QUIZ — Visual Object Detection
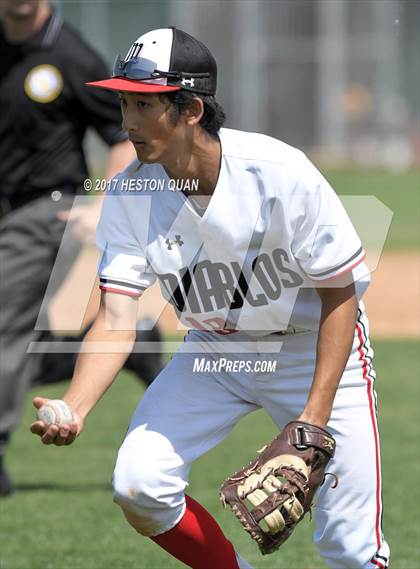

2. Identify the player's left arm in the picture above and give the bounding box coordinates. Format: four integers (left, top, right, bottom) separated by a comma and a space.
220, 280, 352, 551
298, 282, 358, 428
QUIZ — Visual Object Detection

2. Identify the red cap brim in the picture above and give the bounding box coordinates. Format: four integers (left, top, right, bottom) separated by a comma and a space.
86, 78, 182, 93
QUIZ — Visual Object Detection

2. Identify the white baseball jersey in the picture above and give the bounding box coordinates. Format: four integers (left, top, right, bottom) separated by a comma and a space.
96, 128, 368, 335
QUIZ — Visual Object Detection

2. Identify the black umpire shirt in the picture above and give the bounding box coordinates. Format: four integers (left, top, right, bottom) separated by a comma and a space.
0, 10, 126, 209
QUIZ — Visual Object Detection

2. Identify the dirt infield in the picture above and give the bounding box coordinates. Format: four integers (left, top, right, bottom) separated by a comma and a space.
363, 251, 419, 338
50, 250, 419, 338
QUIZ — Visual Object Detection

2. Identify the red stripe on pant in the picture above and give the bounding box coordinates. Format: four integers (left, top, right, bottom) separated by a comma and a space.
356, 323, 382, 550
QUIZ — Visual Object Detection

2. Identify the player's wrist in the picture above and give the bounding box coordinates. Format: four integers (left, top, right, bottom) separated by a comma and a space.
296, 409, 330, 429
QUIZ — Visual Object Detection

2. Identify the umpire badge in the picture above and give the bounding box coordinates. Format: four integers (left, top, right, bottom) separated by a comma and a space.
24, 64, 63, 103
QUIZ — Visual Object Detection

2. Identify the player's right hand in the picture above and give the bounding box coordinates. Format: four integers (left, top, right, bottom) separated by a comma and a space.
30, 397, 84, 446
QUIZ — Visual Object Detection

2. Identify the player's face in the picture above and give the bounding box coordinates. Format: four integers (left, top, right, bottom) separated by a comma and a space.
119, 92, 187, 166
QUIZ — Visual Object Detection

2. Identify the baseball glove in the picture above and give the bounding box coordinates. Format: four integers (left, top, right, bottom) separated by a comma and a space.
219, 421, 336, 555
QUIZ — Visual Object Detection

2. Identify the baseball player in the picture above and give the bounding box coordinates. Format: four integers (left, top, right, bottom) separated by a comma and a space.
30, 27, 390, 569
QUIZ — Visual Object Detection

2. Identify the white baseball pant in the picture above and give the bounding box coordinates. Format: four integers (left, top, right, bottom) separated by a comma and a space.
113, 312, 390, 569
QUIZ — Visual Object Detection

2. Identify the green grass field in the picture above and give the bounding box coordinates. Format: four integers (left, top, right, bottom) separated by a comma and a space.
1, 339, 419, 569
326, 169, 419, 250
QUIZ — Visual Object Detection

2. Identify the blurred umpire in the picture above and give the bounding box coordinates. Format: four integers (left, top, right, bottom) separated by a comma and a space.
0, 0, 163, 496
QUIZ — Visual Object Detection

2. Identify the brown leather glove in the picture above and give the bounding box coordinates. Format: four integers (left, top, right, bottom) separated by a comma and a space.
219, 421, 336, 555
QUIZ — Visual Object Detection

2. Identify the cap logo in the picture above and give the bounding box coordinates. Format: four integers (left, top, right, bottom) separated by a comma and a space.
181, 77, 195, 87
125, 42, 144, 61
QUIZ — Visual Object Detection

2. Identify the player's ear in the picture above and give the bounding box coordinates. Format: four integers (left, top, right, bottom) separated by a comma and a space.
183, 97, 204, 126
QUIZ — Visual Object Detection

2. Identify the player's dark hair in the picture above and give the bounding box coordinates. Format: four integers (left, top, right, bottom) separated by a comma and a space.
159, 91, 226, 137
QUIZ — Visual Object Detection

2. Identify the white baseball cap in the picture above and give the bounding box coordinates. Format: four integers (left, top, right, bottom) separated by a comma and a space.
87, 27, 217, 95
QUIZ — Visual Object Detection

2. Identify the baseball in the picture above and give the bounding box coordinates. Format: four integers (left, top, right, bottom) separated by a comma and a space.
37, 400, 74, 426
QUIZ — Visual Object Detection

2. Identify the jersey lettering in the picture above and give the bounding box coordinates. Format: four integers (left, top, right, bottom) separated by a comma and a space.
156, 248, 302, 315
251, 253, 282, 300
230, 262, 268, 308
272, 249, 304, 288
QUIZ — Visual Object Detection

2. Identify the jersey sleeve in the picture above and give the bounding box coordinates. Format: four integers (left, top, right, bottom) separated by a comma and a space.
66, 40, 127, 146
291, 160, 365, 282
96, 192, 156, 297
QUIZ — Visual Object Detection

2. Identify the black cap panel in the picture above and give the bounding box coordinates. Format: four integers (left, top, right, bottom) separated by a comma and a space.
167, 27, 217, 95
